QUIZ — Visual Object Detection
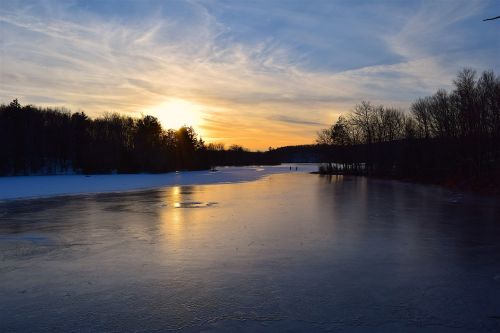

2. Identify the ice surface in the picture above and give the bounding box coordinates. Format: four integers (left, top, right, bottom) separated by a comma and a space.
0, 164, 317, 200
1, 173, 500, 332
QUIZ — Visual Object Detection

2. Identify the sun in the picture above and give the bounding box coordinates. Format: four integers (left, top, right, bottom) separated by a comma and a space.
144, 98, 203, 132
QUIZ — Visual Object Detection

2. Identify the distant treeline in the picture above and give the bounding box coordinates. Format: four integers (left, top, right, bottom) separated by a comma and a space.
0, 101, 282, 175
316, 68, 500, 190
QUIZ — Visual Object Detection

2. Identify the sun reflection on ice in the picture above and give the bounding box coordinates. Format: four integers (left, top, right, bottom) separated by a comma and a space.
159, 186, 184, 248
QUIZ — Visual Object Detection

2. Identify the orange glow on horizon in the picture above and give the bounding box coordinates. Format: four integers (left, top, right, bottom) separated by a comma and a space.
140, 98, 321, 150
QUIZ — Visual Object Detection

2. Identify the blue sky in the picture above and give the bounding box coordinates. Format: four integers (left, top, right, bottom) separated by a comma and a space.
0, 0, 498, 149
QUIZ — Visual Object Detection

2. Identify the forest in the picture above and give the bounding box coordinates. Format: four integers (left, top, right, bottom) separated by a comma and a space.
0, 101, 279, 175
316, 68, 500, 191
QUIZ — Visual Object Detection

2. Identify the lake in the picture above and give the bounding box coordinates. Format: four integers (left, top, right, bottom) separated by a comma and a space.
1, 172, 500, 332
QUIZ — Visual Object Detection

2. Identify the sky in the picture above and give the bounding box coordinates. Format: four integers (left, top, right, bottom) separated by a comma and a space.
0, 0, 498, 150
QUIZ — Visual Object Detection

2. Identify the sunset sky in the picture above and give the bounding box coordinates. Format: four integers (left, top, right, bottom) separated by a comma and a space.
0, 0, 498, 150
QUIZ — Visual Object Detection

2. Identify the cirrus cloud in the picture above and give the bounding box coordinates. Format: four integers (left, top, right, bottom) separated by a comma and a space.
0, 0, 498, 149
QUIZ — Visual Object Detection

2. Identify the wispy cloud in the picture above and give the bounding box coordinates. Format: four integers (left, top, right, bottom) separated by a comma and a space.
269, 115, 327, 127
0, 0, 497, 149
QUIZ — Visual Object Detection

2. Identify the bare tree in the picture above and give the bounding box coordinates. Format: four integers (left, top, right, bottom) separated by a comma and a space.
411, 97, 433, 139
483, 16, 500, 21
351, 101, 376, 144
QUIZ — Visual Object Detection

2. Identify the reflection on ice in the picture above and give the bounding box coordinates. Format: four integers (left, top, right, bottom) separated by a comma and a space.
1, 173, 500, 332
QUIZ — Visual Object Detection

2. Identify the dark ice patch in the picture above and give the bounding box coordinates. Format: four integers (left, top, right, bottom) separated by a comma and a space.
174, 202, 217, 208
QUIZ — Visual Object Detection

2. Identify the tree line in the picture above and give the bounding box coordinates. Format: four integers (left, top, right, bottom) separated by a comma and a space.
316, 68, 500, 189
2, 67, 498, 190
0, 101, 279, 175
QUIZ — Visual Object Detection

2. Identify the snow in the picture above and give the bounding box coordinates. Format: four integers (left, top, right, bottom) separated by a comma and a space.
0, 164, 318, 200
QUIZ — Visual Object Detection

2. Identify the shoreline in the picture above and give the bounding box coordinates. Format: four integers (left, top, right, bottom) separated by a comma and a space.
312, 171, 500, 196
0, 164, 318, 201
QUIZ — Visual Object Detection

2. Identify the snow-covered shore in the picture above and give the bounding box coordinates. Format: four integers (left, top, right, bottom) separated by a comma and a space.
0, 164, 318, 200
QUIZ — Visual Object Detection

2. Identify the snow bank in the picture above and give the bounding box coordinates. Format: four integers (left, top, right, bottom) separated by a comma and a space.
0, 164, 318, 200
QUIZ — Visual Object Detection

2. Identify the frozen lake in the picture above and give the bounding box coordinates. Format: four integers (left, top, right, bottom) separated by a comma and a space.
1, 172, 500, 332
